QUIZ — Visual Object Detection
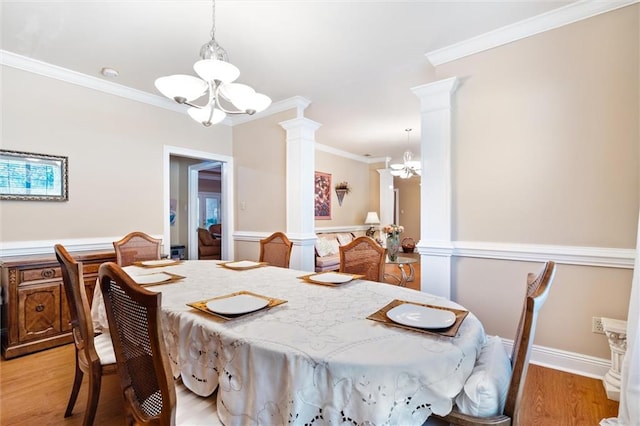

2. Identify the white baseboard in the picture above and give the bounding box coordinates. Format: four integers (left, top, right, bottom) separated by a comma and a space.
502, 338, 610, 379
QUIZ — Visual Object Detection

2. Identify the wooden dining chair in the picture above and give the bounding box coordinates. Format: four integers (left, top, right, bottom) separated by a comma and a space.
98, 262, 219, 425
113, 231, 162, 267
339, 236, 386, 282
432, 260, 556, 426
259, 231, 293, 268
54, 244, 117, 426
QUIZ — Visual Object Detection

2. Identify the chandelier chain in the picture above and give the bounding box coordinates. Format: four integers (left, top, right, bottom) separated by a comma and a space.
210, 0, 217, 40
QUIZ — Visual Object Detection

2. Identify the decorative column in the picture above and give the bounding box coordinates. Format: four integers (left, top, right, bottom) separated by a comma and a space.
602, 317, 628, 401
378, 168, 394, 229
279, 117, 321, 271
411, 77, 459, 298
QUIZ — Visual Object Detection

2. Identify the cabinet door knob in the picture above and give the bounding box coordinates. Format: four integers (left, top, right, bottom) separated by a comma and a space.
35, 304, 45, 312
41, 269, 55, 279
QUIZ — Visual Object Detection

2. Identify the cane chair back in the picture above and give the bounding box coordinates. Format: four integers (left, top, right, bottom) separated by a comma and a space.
339, 236, 386, 282
113, 231, 162, 267
259, 232, 293, 268
55, 244, 117, 426
98, 262, 219, 425
432, 261, 556, 426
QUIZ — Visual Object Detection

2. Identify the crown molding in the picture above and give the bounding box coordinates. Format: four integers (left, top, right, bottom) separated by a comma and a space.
425, 0, 639, 66
315, 143, 387, 164
230, 96, 312, 125
1, 49, 189, 114
0, 49, 309, 128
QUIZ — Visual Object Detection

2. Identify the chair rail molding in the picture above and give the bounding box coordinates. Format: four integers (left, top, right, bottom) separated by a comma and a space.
417, 240, 635, 269
0, 236, 162, 257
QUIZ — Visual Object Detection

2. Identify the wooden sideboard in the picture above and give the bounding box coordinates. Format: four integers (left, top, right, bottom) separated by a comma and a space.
1, 250, 115, 359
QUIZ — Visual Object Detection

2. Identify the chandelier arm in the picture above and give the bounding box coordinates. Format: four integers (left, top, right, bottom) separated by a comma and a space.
213, 86, 256, 115
175, 98, 209, 109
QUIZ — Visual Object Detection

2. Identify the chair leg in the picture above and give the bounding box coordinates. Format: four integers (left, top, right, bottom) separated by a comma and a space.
82, 368, 103, 426
65, 352, 84, 417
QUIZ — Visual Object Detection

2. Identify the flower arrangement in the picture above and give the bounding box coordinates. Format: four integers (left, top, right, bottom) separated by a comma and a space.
383, 224, 404, 237
334, 181, 351, 194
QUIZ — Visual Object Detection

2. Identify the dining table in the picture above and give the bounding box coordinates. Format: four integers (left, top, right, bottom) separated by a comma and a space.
91, 260, 486, 426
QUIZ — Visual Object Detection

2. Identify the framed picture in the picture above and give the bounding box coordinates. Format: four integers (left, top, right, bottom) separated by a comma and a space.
0, 150, 69, 201
314, 171, 332, 219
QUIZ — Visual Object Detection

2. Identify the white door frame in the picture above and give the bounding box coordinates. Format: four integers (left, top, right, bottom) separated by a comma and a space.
163, 145, 234, 261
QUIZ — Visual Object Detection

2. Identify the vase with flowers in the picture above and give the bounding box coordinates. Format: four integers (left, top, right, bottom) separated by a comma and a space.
383, 224, 404, 261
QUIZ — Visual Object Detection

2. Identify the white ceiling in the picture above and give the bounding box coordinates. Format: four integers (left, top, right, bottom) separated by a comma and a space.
2, 1, 577, 161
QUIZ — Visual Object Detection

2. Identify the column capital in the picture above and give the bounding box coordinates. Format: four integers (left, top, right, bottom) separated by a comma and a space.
279, 117, 322, 140
411, 77, 459, 112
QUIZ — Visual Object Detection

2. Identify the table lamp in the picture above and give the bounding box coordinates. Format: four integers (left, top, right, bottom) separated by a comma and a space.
364, 211, 380, 238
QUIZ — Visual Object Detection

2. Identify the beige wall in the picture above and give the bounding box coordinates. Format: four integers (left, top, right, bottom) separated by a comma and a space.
233, 110, 295, 233
233, 118, 374, 260
1, 66, 232, 243
232, 110, 295, 260
435, 5, 639, 358
315, 150, 372, 228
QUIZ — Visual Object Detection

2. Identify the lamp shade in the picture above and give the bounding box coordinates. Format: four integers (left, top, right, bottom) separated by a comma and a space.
248, 93, 272, 113
194, 59, 240, 83
187, 105, 226, 125
364, 211, 380, 225
154, 75, 207, 102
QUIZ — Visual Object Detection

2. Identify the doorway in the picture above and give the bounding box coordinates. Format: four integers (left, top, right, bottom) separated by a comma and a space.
163, 146, 234, 261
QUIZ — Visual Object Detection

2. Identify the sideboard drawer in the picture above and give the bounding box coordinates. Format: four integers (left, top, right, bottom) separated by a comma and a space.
20, 267, 62, 284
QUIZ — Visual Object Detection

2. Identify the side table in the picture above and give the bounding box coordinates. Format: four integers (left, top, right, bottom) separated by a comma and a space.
384, 256, 418, 287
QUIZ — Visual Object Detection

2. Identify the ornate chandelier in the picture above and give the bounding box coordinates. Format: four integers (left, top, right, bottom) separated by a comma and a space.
390, 128, 421, 179
154, 0, 271, 127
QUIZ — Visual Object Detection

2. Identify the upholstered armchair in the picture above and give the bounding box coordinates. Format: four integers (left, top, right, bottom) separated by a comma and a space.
197, 227, 221, 260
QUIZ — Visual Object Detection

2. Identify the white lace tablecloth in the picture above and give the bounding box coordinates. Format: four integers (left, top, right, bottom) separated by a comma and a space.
91, 260, 486, 426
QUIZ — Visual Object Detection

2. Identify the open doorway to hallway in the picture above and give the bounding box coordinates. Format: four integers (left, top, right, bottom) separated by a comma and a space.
164, 146, 234, 263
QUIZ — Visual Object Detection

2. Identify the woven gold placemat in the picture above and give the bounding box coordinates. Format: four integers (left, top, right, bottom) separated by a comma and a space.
367, 299, 468, 337
133, 259, 183, 268
218, 261, 269, 271
135, 272, 185, 287
297, 272, 365, 286
187, 290, 287, 321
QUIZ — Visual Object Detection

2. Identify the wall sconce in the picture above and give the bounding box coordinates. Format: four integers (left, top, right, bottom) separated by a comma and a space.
364, 211, 380, 238
335, 181, 351, 206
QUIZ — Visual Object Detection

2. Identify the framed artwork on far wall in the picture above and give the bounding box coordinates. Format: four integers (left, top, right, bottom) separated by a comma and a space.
0, 149, 69, 201
314, 171, 331, 219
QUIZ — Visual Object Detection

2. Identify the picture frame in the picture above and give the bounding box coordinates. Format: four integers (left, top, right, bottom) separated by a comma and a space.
314, 171, 332, 219
0, 149, 69, 201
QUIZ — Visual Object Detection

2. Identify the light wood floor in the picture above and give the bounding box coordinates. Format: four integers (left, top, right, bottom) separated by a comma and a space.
1, 342, 618, 425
